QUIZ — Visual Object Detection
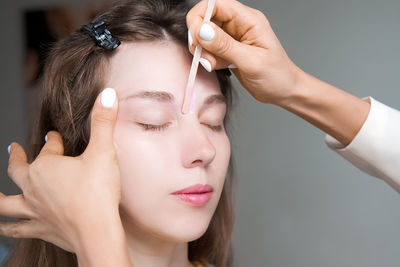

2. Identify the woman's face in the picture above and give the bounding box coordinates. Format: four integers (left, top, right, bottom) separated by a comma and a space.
106, 41, 231, 242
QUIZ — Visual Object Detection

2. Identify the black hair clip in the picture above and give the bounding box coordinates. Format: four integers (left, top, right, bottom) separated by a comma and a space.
223, 68, 232, 77
219, 68, 232, 77
81, 21, 120, 51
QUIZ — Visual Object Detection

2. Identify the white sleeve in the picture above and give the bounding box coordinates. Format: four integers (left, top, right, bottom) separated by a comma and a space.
324, 97, 400, 193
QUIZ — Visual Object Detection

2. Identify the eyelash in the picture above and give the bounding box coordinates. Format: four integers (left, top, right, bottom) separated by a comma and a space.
138, 123, 223, 132
139, 123, 171, 131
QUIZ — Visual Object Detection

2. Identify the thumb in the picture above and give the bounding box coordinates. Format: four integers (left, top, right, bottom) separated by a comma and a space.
189, 21, 248, 69
86, 88, 119, 155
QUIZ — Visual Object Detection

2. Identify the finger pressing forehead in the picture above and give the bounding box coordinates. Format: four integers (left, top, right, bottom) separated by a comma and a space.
85, 88, 119, 156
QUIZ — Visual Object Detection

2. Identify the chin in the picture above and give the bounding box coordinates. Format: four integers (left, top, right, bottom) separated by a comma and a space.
169, 228, 209, 243
120, 199, 217, 243
165, 215, 213, 243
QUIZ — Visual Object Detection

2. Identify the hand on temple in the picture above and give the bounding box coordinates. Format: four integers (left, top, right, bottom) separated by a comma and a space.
1, 88, 132, 266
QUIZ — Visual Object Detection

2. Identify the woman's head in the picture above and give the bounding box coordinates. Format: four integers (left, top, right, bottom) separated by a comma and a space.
112, 41, 231, 244
5, 0, 235, 266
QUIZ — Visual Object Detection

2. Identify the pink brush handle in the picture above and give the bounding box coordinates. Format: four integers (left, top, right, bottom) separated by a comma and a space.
181, 0, 217, 114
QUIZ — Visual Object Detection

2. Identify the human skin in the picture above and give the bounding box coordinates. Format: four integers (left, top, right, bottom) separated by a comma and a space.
186, 0, 370, 147
0, 0, 377, 265
2, 41, 230, 267
4, 98, 132, 267
106, 41, 231, 267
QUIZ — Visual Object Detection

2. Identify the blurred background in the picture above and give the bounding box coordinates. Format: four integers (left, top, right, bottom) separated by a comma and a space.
0, 0, 399, 266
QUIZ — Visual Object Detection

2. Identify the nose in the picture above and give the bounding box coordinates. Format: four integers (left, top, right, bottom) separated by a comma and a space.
181, 124, 216, 168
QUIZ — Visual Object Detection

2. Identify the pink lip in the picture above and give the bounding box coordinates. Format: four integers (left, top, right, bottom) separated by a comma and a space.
172, 184, 213, 194
172, 184, 213, 206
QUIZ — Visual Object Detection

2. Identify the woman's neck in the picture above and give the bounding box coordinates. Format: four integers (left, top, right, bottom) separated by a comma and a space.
122, 219, 194, 267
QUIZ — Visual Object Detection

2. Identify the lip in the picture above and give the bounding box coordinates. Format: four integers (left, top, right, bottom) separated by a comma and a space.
172, 184, 213, 206
172, 184, 213, 194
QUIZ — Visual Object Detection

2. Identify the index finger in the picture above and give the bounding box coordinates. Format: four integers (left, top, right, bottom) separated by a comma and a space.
186, 0, 263, 41
38, 131, 65, 158
7, 143, 29, 190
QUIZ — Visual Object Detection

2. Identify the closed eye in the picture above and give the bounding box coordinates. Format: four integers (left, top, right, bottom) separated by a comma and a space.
204, 124, 223, 132
137, 122, 223, 132
137, 122, 171, 131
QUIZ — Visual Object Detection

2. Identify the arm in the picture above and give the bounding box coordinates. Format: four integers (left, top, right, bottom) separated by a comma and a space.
186, 0, 370, 146
1, 89, 133, 266
279, 70, 370, 147
279, 70, 400, 192
324, 97, 400, 193
187, 0, 400, 192
76, 209, 132, 267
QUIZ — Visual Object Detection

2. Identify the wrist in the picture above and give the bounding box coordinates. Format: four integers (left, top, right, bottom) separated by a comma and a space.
74, 209, 132, 267
275, 70, 370, 146
271, 64, 309, 107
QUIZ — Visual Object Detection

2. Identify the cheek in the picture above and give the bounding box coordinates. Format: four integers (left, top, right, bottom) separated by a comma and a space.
113, 123, 192, 218
214, 134, 231, 192
113, 124, 173, 199
221, 135, 231, 165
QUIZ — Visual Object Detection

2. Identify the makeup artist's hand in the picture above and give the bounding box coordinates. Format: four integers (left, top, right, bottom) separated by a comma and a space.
188, 0, 371, 148
186, 0, 303, 105
1, 88, 131, 266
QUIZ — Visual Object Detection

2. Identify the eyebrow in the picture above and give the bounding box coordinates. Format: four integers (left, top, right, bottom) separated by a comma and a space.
120, 90, 226, 106
120, 91, 174, 103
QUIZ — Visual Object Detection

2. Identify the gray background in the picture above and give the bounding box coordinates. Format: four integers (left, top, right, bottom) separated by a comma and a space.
0, 0, 399, 266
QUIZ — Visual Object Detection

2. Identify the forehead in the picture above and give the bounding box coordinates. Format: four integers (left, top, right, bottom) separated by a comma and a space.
106, 41, 221, 102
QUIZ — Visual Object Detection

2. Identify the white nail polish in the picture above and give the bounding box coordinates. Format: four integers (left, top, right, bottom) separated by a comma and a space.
101, 88, 116, 108
188, 29, 193, 47
228, 63, 237, 69
200, 23, 215, 41
45, 135, 48, 142
199, 58, 212, 72
7, 145, 10, 154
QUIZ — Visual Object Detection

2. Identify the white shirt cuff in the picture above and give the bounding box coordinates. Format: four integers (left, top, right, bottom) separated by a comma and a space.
325, 97, 400, 193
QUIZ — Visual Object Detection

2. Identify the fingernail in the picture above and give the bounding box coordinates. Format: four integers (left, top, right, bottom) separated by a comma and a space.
199, 58, 212, 72
188, 29, 193, 47
101, 88, 116, 108
228, 63, 237, 69
200, 23, 215, 41
45, 135, 48, 142
7, 145, 10, 154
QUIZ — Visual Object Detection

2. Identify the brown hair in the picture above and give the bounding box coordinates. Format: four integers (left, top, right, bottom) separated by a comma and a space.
4, 0, 236, 266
